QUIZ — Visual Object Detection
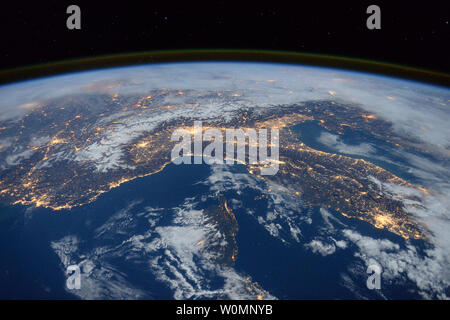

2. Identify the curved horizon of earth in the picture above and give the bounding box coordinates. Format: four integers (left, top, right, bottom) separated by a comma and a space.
0, 62, 449, 299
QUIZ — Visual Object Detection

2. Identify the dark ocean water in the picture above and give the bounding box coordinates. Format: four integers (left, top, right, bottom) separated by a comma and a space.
292, 120, 427, 185
0, 162, 211, 299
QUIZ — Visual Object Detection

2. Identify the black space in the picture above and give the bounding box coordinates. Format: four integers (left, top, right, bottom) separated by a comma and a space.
0, 1, 448, 73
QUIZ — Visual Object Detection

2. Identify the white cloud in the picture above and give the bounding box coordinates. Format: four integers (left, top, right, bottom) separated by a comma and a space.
305, 239, 336, 256
51, 235, 147, 299
317, 132, 376, 157
51, 198, 275, 300
343, 229, 449, 299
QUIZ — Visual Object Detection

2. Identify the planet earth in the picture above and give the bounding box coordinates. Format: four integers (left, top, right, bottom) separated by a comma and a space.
0, 62, 448, 299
